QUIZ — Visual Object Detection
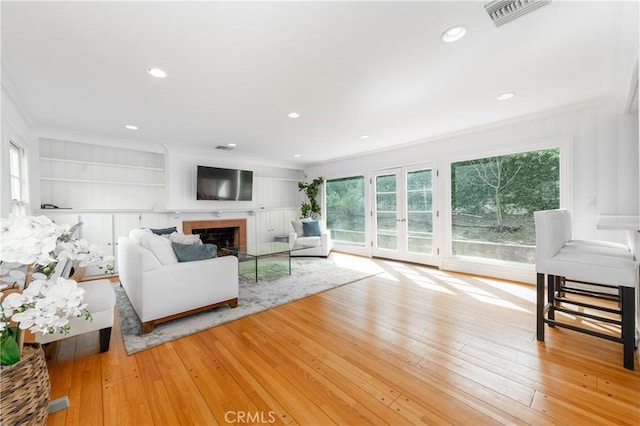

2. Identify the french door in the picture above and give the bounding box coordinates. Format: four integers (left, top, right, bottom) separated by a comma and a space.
372, 164, 438, 265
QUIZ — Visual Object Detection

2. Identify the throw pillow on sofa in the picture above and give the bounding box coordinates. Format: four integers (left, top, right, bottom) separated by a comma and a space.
290, 218, 317, 238
129, 228, 153, 244
140, 233, 179, 265
149, 226, 177, 235
171, 242, 217, 262
167, 232, 202, 245
302, 220, 321, 237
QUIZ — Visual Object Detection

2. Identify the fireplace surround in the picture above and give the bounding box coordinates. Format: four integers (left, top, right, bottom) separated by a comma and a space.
182, 219, 247, 254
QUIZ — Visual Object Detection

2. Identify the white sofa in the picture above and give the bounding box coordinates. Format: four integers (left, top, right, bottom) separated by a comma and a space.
289, 219, 332, 257
117, 230, 239, 333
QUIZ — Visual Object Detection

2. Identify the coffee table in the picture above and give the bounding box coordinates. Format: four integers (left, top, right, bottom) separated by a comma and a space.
221, 241, 313, 282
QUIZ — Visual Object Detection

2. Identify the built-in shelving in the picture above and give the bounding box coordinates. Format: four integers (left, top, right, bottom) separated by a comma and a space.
39, 138, 166, 211
41, 177, 165, 187
40, 157, 165, 172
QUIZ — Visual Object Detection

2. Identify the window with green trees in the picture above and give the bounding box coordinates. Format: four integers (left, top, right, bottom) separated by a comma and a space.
326, 176, 366, 246
451, 148, 560, 263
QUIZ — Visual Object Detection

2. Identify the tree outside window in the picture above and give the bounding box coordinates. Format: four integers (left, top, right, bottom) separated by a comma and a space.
326, 176, 366, 246
451, 148, 560, 263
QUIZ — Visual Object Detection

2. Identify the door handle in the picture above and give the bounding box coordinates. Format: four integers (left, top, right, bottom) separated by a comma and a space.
396, 218, 406, 222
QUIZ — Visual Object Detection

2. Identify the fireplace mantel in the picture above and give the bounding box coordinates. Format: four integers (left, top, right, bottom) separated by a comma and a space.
154, 207, 257, 215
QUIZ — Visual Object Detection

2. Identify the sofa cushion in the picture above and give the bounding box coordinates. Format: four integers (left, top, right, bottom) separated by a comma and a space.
295, 236, 322, 248
140, 233, 179, 265
129, 228, 153, 244
302, 220, 321, 237
291, 218, 318, 237
172, 242, 217, 262
150, 226, 177, 235
166, 232, 202, 245
291, 220, 305, 238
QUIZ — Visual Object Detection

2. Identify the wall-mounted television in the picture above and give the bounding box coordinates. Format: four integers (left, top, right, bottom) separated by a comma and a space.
197, 166, 253, 201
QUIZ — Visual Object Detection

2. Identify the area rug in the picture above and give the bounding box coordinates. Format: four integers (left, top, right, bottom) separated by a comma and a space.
116, 257, 380, 355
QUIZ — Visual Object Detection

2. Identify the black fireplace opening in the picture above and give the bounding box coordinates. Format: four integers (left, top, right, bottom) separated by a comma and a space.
193, 227, 240, 256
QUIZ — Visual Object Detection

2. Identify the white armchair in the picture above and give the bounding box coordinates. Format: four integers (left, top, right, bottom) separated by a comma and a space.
289, 219, 332, 257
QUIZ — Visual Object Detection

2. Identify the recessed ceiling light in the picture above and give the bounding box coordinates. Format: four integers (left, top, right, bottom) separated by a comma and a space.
125, 125, 138, 130
360, 135, 370, 139
293, 154, 301, 158
497, 92, 515, 100
288, 112, 300, 118
147, 67, 167, 78
227, 143, 237, 147
441, 25, 467, 43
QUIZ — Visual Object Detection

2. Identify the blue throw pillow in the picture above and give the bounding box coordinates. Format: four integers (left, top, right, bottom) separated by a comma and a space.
171, 242, 217, 262
150, 226, 177, 235
302, 220, 321, 237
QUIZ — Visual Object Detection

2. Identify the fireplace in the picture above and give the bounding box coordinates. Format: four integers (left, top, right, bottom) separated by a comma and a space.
183, 219, 247, 256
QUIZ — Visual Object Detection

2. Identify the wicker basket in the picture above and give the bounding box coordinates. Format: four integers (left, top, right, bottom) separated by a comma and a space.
0, 344, 51, 426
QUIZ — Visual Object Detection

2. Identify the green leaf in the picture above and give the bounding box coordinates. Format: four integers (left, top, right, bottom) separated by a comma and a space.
0, 327, 21, 365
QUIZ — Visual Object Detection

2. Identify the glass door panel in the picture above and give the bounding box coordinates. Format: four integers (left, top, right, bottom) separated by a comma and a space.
373, 164, 438, 265
375, 174, 398, 251
406, 169, 433, 256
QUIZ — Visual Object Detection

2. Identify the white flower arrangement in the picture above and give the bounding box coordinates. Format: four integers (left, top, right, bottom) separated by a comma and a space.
0, 214, 114, 365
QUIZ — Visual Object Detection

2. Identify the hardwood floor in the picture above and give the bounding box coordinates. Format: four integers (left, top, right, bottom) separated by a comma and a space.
45, 254, 640, 425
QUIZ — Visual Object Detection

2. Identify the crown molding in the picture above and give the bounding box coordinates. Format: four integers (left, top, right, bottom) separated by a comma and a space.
38, 127, 166, 154
1, 65, 38, 130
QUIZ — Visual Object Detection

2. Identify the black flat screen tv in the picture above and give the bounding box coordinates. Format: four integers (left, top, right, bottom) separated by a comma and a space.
197, 166, 253, 201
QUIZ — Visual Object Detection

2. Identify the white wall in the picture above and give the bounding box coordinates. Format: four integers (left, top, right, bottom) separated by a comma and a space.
1, 86, 39, 217
306, 99, 639, 281
165, 146, 303, 212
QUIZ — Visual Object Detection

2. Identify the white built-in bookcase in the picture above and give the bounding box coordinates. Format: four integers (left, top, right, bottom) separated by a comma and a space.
39, 138, 165, 210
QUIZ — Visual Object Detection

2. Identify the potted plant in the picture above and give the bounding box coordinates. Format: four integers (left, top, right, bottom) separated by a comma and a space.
298, 177, 324, 219
0, 214, 114, 424
0, 215, 114, 365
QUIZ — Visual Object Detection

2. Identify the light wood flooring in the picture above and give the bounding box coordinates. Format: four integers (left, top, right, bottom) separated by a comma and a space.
45, 254, 640, 425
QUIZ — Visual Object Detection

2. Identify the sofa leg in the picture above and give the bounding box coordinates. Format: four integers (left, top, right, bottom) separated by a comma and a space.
99, 327, 112, 352
142, 321, 156, 334
229, 298, 238, 308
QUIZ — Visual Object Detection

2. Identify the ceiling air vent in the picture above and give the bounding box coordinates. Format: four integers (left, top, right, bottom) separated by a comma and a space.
215, 145, 234, 151
485, 0, 552, 27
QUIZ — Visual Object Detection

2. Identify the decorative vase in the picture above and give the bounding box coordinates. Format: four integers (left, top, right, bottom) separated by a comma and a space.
0, 343, 51, 425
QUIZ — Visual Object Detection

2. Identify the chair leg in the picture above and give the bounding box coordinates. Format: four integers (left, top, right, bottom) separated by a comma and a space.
99, 327, 112, 353
621, 286, 635, 370
537, 273, 545, 341
547, 274, 557, 325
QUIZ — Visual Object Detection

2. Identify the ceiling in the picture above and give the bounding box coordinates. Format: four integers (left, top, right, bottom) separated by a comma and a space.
2, 1, 638, 167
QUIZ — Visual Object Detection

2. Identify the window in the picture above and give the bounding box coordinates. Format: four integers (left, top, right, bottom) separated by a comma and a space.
326, 176, 366, 246
9, 141, 25, 203
450, 148, 560, 263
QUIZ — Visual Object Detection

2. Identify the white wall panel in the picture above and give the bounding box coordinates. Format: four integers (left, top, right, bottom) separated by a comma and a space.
618, 112, 639, 214
1, 87, 38, 216
307, 100, 638, 282
165, 147, 303, 211
308, 101, 636, 238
